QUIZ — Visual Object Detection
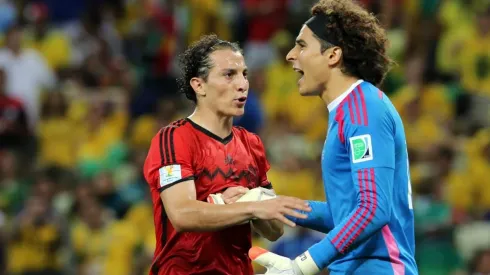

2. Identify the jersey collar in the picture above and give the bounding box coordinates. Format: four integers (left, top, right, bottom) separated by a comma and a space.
186, 118, 233, 145
327, 79, 364, 112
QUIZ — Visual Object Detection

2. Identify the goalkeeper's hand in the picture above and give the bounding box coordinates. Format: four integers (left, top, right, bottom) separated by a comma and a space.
249, 247, 320, 275
207, 187, 277, 204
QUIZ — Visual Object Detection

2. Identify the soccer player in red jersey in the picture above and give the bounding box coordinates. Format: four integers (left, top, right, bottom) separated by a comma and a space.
143, 34, 312, 275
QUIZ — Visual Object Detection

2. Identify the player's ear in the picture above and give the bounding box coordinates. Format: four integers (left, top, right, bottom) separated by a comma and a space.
327, 46, 342, 66
190, 77, 206, 97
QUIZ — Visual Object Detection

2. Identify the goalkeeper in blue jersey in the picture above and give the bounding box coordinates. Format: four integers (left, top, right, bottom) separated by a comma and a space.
248, 0, 419, 274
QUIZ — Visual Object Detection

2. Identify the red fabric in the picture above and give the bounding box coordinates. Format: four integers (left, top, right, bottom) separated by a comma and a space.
143, 119, 271, 275
0, 95, 28, 138
245, 0, 288, 42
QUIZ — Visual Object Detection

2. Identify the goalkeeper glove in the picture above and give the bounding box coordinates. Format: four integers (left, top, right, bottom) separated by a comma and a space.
249, 247, 320, 275
207, 187, 277, 204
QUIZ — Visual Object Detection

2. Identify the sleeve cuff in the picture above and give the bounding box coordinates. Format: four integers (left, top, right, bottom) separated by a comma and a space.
308, 236, 338, 270
158, 176, 195, 193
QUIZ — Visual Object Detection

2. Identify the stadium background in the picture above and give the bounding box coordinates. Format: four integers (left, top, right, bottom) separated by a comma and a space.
0, 0, 489, 274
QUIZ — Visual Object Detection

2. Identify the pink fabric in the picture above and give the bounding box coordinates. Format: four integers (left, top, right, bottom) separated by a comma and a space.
381, 225, 405, 275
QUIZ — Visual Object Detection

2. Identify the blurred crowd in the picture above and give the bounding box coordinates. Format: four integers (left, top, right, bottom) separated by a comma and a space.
0, 0, 489, 275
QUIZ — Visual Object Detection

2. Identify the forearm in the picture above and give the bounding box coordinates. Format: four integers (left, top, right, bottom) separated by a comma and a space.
288, 201, 333, 233
169, 201, 256, 232
252, 219, 284, 241
308, 168, 393, 269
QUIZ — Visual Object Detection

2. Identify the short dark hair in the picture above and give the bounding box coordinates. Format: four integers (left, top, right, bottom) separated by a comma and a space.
177, 34, 242, 103
311, 0, 393, 86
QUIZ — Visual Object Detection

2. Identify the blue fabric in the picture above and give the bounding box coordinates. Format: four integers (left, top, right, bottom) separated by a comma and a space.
308, 81, 418, 275
233, 90, 264, 134
270, 230, 324, 259
288, 200, 334, 233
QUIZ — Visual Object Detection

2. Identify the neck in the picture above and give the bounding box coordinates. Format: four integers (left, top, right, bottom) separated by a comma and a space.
188, 105, 234, 139
319, 71, 360, 106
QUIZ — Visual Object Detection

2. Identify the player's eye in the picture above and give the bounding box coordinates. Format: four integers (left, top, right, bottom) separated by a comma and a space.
243, 72, 248, 79
224, 72, 234, 79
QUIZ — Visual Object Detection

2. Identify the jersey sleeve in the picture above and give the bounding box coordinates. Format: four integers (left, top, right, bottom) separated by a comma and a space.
344, 108, 395, 169
249, 133, 272, 189
307, 107, 397, 269
144, 126, 195, 193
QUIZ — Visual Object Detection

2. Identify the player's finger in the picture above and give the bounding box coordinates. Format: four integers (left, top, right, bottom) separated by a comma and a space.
282, 200, 312, 212
225, 193, 243, 204
283, 208, 308, 220
223, 187, 248, 200
276, 214, 296, 227
280, 196, 311, 207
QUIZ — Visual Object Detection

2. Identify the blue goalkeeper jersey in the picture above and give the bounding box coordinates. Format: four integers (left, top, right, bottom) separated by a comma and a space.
306, 80, 418, 275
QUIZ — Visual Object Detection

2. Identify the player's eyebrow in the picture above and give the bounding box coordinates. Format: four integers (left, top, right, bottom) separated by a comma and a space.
222, 68, 248, 75
296, 39, 307, 47
221, 68, 237, 74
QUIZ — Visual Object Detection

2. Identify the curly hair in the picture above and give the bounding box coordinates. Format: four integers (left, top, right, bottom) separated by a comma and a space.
311, 0, 393, 86
177, 34, 242, 103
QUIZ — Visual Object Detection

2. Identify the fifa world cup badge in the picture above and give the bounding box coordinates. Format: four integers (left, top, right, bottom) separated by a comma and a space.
349, 134, 373, 163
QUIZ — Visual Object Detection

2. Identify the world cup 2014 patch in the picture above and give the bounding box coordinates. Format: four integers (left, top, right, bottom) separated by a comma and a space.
349, 134, 373, 163
159, 164, 182, 187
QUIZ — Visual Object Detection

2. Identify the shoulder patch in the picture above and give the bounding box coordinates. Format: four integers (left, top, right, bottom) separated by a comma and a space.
349, 134, 373, 163
159, 164, 182, 187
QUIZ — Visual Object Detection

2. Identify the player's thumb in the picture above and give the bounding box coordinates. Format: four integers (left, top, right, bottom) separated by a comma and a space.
249, 247, 276, 268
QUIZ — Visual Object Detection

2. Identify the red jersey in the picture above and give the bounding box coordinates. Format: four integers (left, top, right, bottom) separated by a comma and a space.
0, 95, 28, 149
143, 118, 272, 275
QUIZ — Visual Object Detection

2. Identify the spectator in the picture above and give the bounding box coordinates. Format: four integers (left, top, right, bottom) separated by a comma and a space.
7, 194, 66, 275
0, 150, 28, 216
243, 0, 288, 69
38, 91, 77, 168
71, 197, 139, 275
460, 7, 490, 96
76, 91, 129, 178
0, 24, 56, 129
262, 30, 328, 141
23, 2, 72, 72
0, 68, 29, 151
92, 171, 130, 219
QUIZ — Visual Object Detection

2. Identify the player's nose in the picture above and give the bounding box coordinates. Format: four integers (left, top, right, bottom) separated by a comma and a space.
286, 47, 297, 62
236, 75, 249, 93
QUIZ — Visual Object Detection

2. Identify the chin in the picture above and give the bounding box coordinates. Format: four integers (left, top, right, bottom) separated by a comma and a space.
226, 108, 245, 117
234, 108, 245, 116
298, 85, 319, 96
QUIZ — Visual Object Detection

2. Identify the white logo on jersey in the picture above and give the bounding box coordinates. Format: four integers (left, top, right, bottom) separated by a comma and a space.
159, 165, 182, 187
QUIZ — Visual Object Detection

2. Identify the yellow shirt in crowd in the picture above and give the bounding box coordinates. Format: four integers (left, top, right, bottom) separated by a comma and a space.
71, 220, 139, 275
263, 61, 328, 142
38, 117, 78, 168
8, 223, 63, 273
460, 33, 490, 97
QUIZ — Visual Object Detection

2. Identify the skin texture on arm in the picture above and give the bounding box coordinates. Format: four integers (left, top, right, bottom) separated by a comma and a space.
221, 186, 284, 241
161, 180, 311, 232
